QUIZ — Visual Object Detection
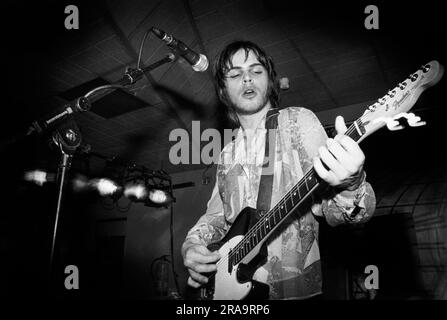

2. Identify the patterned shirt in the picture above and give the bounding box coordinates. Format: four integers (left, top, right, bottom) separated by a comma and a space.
184, 107, 376, 299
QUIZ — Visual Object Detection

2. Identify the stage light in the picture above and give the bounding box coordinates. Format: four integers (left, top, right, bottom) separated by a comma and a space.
24, 170, 55, 186
91, 178, 121, 196
124, 183, 148, 200
148, 189, 172, 205
93, 161, 175, 207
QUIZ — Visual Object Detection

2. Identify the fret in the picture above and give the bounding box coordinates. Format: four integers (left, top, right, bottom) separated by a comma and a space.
259, 223, 265, 238
274, 208, 281, 222
306, 172, 318, 189
257, 226, 262, 241
264, 219, 270, 233
291, 188, 300, 207
262, 221, 267, 236
251, 234, 256, 247
267, 214, 274, 230
295, 186, 301, 199
290, 190, 295, 206
304, 174, 310, 190
275, 206, 282, 220
279, 202, 287, 217
298, 182, 308, 200
285, 193, 294, 211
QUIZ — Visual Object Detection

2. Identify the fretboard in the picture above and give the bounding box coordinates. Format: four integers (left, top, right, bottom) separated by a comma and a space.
229, 118, 365, 266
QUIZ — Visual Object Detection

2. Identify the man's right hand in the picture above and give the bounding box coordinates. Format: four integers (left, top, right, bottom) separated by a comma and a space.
183, 244, 221, 288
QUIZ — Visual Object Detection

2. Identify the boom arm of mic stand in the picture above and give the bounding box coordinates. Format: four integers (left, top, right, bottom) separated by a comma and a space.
121, 53, 176, 86
86, 53, 176, 103
23, 53, 176, 139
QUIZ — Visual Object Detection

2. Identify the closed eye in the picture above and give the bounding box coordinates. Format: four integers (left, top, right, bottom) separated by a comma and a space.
226, 72, 241, 79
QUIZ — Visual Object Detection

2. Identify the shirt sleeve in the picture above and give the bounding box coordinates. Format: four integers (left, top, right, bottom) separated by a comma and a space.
183, 176, 229, 249
311, 172, 376, 226
291, 107, 376, 226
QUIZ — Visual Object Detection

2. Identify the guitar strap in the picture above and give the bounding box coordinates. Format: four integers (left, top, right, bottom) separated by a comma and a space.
256, 108, 279, 218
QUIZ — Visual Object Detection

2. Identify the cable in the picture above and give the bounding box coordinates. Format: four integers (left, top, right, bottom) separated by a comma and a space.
137, 28, 152, 70
84, 84, 125, 99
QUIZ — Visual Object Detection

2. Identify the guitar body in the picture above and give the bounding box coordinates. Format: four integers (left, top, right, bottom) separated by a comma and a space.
202, 207, 270, 300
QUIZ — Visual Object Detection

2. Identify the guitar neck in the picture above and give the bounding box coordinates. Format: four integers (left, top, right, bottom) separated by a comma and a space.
230, 118, 366, 265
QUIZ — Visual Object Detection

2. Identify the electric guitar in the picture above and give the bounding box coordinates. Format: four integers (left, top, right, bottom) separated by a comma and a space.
200, 61, 444, 300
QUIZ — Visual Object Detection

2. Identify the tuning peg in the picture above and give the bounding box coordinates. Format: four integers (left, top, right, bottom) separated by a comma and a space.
420, 64, 431, 73
388, 119, 403, 131
409, 73, 419, 81
398, 82, 407, 90
387, 89, 396, 98
405, 113, 426, 127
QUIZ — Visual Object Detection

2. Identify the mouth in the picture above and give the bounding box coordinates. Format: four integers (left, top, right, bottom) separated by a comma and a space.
242, 88, 257, 99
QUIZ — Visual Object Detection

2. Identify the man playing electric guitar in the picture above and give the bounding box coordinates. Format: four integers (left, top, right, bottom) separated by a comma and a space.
181, 41, 376, 300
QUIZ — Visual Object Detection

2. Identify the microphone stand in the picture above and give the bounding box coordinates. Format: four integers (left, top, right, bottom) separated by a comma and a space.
30, 54, 176, 293
49, 119, 81, 282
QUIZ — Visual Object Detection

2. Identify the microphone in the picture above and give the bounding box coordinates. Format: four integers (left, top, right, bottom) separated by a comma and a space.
151, 27, 209, 72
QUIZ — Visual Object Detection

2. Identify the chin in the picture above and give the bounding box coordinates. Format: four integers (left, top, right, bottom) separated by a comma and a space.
233, 99, 268, 115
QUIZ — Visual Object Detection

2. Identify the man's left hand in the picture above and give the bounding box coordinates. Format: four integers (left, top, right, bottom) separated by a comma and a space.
313, 116, 365, 191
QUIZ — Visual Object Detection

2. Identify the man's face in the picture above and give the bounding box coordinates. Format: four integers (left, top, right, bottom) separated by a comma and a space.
224, 49, 271, 115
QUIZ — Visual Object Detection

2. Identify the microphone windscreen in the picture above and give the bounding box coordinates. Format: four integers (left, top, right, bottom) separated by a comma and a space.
192, 54, 209, 72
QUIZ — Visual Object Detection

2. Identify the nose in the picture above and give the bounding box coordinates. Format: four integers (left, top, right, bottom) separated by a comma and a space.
242, 71, 253, 84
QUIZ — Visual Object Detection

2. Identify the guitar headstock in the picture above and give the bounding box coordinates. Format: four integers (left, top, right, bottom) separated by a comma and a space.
357, 60, 444, 143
